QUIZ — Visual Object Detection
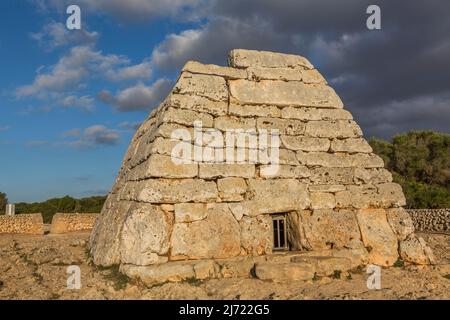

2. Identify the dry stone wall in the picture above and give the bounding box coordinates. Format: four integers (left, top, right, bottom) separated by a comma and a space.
0, 213, 44, 235
50, 213, 99, 234
407, 209, 449, 233
89, 49, 435, 282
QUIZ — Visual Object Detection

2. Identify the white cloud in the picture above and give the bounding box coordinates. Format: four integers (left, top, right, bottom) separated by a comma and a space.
30, 21, 99, 50
106, 60, 152, 82
60, 95, 95, 111
97, 79, 173, 112
16, 46, 151, 98
66, 125, 121, 147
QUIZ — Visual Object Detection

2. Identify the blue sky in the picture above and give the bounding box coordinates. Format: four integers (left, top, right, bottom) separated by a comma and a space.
0, 0, 449, 203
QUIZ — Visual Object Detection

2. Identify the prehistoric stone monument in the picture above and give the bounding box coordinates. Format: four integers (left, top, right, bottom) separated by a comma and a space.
89, 49, 434, 283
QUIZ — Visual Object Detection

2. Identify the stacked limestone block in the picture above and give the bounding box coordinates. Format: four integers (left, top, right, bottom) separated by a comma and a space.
0, 213, 44, 235
90, 49, 434, 274
50, 213, 99, 234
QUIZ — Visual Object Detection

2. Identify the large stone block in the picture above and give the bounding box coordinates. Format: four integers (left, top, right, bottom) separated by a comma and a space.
170, 204, 241, 260
174, 72, 228, 101
229, 102, 281, 118
305, 120, 362, 138
160, 107, 213, 127
174, 203, 209, 223
137, 154, 198, 179
240, 215, 273, 255
257, 117, 305, 135
182, 60, 247, 79
217, 177, 247, 202
130, 179, 218, 203
386, 208, 415, 241
214, 116, 256, 131
229, 79, 343, 108
168, 94, 228, 116
120, 204, 172, 265
281, 107, 352, 121
296, 209, 361, 250
356, 209, 398, 266
281, 136, 330, 151
229, 49, 314, 69
248, 179, 309, 214
399, 234, 435, 265
330, 138, 373, 153
199, 163, 256, 179
254, 262, 315, 281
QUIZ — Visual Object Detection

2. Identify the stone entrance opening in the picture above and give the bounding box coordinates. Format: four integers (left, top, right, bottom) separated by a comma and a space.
272, 214, 288, 251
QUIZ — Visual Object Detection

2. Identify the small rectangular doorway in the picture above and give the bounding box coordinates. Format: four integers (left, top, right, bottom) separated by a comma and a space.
272, 214, 288, 251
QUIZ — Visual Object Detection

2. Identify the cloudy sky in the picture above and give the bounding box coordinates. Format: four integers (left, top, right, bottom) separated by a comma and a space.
0, 0, 449, 202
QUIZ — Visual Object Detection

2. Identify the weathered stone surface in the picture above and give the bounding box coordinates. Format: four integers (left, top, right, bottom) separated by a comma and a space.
308, 184, 346, 193
121, 262, 195, 285
281, 107, 352, 121
50, 213, 98, 234
399, 235, 435, 265
120, 204, 172, 265
217, 177, 247, 202
91, 49, 433, 275
246, 66, 303, 81
182, 60, 246, 79
90, 200, 133, 266
259, 164, 310, 179
174, 203, 209, 223
305, 120, 362, 138
229, 80, 343, 108
281, 136, 330, 151
214, 116, 256, 131
353, 168, 393, 185
331, 138, 373, 153
356, 209, 398, 266
310, 192, 336, 209
170, 204, 241, 260
168, 94, 228, 116
0, 213, 44, 235
240, 216, 272, 255
302, 69, 327, 84
255, 261, 315, 281
377, 183, 407, 207
193, 260, 220, 280
386, 208, 415, 241
138, 154, 198, 179
297, 152, 384, 168
257, 117, 305, 135
174, 72, 228, 101
160, 107, 213, 127
229, 49, 314, 69
247, 179, 309, 214
229, 102, 281, 118
127, 179, 218, 203
309, 167, 354, 184
199, 163, 255, 179
290, 256, 352, 276
296, 210, 361, 250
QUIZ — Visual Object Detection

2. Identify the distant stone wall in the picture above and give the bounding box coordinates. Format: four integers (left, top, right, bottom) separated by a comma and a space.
407, 209, 449, 233
50, 213, 99, 234
0, 213, 44, 235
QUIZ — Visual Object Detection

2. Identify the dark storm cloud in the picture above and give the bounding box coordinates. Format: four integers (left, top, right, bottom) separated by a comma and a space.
151, 0, 450, 138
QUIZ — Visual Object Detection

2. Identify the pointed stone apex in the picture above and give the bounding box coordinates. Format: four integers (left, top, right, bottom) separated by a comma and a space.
228, 49, 314, 69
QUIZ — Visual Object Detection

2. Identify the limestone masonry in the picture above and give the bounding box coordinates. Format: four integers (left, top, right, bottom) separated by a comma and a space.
407, 209, 449, 233
50, 213, 99, 234
0, 213, 44, 235
89, 49, 435, 284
